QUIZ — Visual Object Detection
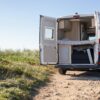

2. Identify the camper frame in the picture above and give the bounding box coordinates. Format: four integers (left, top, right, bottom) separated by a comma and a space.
39, 12, 100, 74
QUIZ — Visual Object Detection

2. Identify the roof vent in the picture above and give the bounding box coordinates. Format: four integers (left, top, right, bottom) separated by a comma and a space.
73, 12, 80, 19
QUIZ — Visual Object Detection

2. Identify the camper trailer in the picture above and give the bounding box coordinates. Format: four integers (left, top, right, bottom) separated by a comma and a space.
39, 12, 100, 74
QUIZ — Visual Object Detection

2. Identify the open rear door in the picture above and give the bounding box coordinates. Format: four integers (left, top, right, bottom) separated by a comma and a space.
39, 15, 58, 64
94, 12, 100, 64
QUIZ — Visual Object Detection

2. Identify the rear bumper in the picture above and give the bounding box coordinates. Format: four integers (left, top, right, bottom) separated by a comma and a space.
55, 64, 100, 70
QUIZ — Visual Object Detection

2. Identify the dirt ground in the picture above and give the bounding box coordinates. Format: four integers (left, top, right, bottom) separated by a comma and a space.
34, 70, 100, 100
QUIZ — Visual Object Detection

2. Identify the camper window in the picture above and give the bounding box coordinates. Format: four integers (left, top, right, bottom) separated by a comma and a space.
45, 27, 54, 40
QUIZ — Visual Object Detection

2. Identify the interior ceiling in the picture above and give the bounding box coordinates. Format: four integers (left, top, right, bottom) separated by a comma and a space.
69, 18, 92, 22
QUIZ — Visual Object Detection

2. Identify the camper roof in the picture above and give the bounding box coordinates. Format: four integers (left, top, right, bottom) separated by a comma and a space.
58, 14, 94, 20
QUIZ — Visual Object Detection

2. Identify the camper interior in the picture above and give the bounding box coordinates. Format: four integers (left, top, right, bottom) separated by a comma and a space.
57, 15, 96, 65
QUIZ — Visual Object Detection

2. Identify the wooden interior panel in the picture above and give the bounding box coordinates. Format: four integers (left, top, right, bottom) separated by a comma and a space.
65, 21, 80, 40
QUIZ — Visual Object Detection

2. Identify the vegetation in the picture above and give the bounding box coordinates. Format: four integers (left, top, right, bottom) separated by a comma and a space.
0, 50, 53, 100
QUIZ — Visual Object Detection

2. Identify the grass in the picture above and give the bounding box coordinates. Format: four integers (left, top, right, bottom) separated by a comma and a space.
0, 49, 39, 65
0, 50, 53, 100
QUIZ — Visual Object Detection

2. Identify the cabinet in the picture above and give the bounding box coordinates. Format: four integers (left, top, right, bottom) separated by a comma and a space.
59, 20, 72, 30
59, 44, 71, 64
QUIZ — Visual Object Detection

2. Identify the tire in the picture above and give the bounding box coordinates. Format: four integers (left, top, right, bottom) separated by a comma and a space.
58, 68, 67, 75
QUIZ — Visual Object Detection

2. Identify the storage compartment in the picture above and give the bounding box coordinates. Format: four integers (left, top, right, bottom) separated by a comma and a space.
58, 19, 80, 40
58, 16, 95, 41
59, 44, 71, 64
59, 20, 72, 30
58, 40, 95, 64
72, 45, 94, 64
58, 16, 96, 65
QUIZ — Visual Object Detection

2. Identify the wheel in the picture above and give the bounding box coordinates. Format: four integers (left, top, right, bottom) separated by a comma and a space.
58, 68, 67, 75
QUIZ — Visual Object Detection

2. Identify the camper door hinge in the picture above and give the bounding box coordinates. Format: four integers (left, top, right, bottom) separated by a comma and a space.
40, 48, 42, 52
54, 47, 56, 49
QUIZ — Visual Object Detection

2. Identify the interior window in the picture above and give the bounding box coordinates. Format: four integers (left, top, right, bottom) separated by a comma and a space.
45, 28, 54, 39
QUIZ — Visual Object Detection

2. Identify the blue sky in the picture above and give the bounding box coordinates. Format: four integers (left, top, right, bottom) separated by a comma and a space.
0, 0, 100, 50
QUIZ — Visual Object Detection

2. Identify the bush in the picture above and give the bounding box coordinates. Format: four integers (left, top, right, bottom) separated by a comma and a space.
0, 50, 52, 100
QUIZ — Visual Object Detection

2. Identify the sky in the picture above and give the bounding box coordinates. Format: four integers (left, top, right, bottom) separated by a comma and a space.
0, 0, 100, 50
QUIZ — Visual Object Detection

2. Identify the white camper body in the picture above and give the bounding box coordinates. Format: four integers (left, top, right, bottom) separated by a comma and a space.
39, 12, 100, 74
